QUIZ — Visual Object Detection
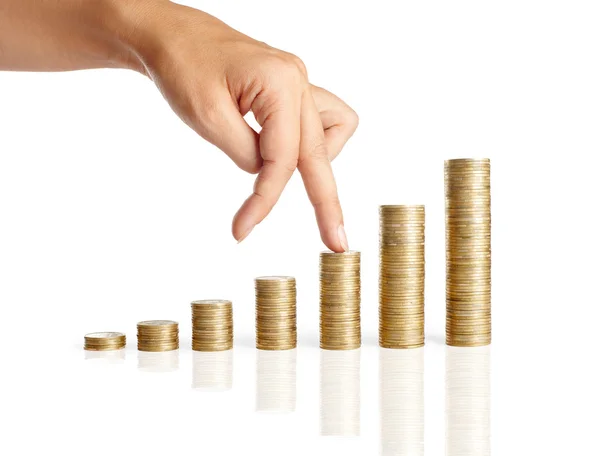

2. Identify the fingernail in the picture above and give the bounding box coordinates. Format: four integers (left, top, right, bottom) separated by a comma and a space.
237, 225, 254, 244
337, 224, 349, 252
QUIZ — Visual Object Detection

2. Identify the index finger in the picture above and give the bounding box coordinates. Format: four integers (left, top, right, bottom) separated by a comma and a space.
297, 90, 348, 252
232, 90, 301, 242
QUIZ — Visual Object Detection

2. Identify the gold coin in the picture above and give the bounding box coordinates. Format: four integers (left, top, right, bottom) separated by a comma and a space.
84, 332, 126, 351
444, 158, 491, 347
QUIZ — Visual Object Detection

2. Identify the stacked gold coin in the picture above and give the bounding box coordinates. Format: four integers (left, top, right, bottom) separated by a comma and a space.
84, 332, 126, 351
445, 158, 491, 347
319, 251, 361, 350
379, 205, 426, 349
137, 320, 179, 352
255, 276, 297, 350
191, 300, 233, 351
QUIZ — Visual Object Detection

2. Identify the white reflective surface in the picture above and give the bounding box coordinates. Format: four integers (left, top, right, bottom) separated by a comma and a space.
380, 347, 424, 456
138, 350, 180, 373
320, 349, 361, 436
256, 349, 297, 412
84, 348, 126, 363
446, 346, 490, 456
192, 350, 233, 391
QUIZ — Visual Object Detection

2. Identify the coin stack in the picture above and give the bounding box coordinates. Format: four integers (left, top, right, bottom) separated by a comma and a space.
445, 158, 491, 347
191, 300, 234, 351
84, 332, 126, 351
137, 320, 179, 352
255, 276, 297, 350
379, 205, 426, 349
319, 251, 361, 350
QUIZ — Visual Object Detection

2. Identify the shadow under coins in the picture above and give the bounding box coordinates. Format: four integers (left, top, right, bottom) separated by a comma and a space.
320, 348, 361, 437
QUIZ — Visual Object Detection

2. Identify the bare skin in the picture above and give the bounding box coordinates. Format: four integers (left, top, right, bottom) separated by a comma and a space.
0, 0, 358, 251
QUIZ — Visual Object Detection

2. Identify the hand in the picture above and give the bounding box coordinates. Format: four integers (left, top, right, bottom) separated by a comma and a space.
129, 2, 358, 251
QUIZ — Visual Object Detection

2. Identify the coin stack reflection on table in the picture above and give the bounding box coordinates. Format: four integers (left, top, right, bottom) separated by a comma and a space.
379, 205, 426, 349
445, 159, 492, 347
320, 349, 361, 436
191, 300, 234, 351
192, 350, 234, 391
319, 251, 361, 350
446, 346, 491, 456
256, 349, 297, 412
84, 332, 126, 351
380, 347, 424, 456
137, 320, 179, 352
255, 276, 297, 350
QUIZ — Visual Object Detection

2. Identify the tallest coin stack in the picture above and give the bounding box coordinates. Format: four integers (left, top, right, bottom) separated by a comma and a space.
445, 159, 491, 347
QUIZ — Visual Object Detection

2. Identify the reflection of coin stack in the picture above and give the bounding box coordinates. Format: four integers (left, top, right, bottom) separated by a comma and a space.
256, 349, 297, 412
379, 205, 425, 349
445, 159, 492, 347
137, 320, 179, 352
84, 348, 126, 362
138, 350, 179, 372
84, 332, 126, 351
192, 350, 233, 391
380, 347, 424, 456
255, 276, 297, 350
446, 346, 491, 456
191, 300, 233, 351
320, 251, 361, 350
320, 349, 361, 436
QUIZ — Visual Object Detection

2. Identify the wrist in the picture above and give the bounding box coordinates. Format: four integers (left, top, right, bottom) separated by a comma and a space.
92, 0, 172, 74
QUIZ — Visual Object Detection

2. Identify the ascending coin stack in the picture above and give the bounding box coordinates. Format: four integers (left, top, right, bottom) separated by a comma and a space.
137, 320, 179, 351
319, 251, 361, 350
255, 276, 297, 350
445, 158, 492, 347
379, 205, 426, 349
84, 158, 492, 353
191, 300, 234, 351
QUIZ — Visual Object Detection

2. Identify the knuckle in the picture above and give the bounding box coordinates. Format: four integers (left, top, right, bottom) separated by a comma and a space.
266, 53, 307, 83
192, 97, 221, 131
346, 108, 359, 132
284, 157, 299, 173
240, 159, 261, 175
252, 182, 276, 211
310, 142, 329, 160
314, 195, 342, 211
264, 157, 298, 174
299, 142, 329, 167
288, 54, 308, 78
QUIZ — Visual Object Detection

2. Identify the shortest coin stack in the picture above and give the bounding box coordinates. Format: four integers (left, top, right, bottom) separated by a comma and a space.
84, 332, 126, 351
192, 300, 234, 351
255, 276, 297, 350
137, 320, 179, 352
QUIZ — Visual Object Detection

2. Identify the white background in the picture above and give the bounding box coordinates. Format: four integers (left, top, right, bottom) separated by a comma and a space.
1, 0, 599, 454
